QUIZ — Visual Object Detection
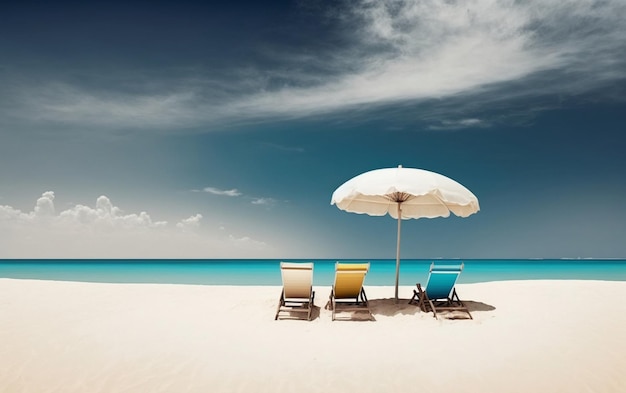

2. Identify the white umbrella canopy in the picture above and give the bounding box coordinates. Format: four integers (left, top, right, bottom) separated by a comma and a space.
331, 165, 480, 300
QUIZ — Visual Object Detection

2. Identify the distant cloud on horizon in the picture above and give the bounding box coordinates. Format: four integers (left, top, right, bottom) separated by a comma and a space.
0, 191, 168, 229
1, 0, 625, 131
0, 192, 271, 258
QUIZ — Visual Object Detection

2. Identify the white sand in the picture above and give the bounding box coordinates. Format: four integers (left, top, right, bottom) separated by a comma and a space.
1, 278, 625, 393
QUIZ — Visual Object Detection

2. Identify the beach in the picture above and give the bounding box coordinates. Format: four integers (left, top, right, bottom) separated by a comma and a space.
1, 279, 625, 392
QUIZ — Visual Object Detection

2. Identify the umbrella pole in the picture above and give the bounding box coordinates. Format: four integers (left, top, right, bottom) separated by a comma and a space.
395, 203, 402, 302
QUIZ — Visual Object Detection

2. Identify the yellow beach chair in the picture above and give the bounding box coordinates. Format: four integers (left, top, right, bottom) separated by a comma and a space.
327, 262, 374, 321
275, 262, 315, 321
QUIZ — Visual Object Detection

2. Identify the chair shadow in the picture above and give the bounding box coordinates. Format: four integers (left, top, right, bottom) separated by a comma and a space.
276, 299, 496, 321
322, 300, 376, 321
310, 305, 322, 320
276, 304, 322, 321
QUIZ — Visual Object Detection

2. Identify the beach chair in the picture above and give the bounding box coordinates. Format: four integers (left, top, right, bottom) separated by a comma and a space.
409, 262, 472, 319
327, 262, 374, 321
275, 262, 315, 321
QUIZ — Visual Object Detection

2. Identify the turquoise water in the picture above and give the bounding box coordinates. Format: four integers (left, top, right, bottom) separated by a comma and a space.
1, 259, 626, 285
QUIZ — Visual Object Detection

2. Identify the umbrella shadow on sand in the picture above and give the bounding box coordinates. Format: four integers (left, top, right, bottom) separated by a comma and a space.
368, 298, 496, 320
368, 298, 422, 317
464, 300, 496, 313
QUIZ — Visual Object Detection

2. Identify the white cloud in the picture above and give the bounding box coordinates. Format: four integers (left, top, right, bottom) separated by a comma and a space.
228, 234, 267, 248
428, 118, 486, 130
34, 191, 56, 217
201, 187, 242, 197
197, 187, 276, 208
0, 204, 28, 221
2, 0, 625, 130
176, 214, 203, 230
231, 0, 619, 119
57, 195, 167, 232
251, 197, 276, 207
0, 192, 273, 258
21, 83, 199, 129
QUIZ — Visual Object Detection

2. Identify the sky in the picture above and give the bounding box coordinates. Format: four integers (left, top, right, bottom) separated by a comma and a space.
1, 0, 625, 259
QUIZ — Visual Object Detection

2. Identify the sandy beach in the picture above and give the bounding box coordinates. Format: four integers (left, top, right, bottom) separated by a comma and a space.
1, 278, 625, 393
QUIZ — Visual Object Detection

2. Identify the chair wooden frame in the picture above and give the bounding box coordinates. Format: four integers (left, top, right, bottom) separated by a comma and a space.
409, 262, 472, 320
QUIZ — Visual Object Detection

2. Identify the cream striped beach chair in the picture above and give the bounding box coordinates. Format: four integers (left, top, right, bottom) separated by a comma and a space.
275, 262, 315, 321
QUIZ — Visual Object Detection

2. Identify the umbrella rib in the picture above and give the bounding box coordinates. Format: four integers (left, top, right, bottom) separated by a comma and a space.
386, 192, 414, 203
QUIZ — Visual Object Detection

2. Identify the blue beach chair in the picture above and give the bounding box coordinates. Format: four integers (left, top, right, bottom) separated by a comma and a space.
409, 262, 472, 319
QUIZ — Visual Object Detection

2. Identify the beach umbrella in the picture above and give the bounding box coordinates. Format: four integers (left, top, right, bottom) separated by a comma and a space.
330, 165, 480, 300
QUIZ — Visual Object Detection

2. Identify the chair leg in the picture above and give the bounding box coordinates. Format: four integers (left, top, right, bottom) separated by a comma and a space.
413, 284, 437, 319
428, 299, 438, 319
409, 289, 419, 304
275, 290, 285, 320
327, 288, 335, 321
360, 288, 369, 304
326, 288, 333, 310
418, 294, 426, 313
307, 290, 315, 321
413, 284, 428, 314
451, 288, 472, 319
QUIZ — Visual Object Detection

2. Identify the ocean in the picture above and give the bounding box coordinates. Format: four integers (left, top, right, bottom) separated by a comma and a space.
1, 259, 626, 285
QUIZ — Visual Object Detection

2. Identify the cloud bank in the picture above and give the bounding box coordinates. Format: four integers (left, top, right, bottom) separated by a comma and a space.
0, 192, 271, 258
2, 0, 625, 131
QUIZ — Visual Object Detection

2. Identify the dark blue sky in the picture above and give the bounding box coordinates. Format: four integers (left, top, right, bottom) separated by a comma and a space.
1, 0, 625, 258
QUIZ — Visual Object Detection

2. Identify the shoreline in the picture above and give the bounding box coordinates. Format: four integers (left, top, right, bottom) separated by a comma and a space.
2, 279, 626, 392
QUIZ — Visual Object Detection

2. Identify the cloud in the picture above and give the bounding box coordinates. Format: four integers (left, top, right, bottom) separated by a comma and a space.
251, 197, 276, 207
428, 118, 487, 130
176, 214, 203, 230
0, 192, 272, 258
56, 195, 168, 231
230, 0, 626, 119
13, 82, 199, 130
2, 0, 625, 130
34, 191, 56, 217
196, 187, 276, 208
228, 234, 267, 248
201, 187, 242, 197
0, 204, 27, 221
